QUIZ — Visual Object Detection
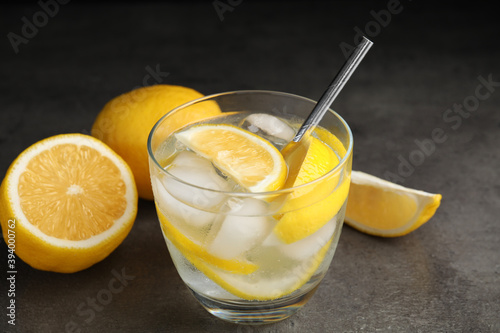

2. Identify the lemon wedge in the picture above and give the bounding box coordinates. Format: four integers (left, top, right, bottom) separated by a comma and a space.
345, 171, 442, 237
175, 124, 287, 192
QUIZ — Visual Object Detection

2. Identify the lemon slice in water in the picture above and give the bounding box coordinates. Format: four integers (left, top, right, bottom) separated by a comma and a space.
175, 124, 287, 192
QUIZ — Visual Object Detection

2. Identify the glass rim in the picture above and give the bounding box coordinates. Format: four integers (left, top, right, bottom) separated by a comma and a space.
147, 89, 353, 196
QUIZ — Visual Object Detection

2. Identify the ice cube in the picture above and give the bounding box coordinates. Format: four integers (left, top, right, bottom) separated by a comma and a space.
242, 113, 296, 142
153, 178, 216, 228
263, 219, 337, 261
207, 198, 272, 260
170, 150, 210, 169
152, 151, 231, 228
164, 151, 231, 210
166, 238, 241, 300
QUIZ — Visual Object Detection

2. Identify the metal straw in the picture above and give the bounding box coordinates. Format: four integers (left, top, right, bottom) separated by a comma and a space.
293, 36, 373, 142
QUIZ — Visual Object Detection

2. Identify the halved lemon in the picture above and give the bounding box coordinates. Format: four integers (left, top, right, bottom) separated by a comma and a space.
345, 171, 442, 237
175, 124, 287, 192
0, 134, 138, 273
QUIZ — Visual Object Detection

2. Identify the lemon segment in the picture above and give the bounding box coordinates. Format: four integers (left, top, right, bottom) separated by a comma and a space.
156, 208, 258, 275
175, 124, 287, 192
0, 134, 138, 273
345, 171, 442, 237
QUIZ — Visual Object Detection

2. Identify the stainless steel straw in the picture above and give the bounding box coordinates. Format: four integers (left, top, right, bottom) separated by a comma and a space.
293, 37, 373, 142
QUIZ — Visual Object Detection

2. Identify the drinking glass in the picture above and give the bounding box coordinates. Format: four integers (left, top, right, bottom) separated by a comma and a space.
148, 90, 353, 324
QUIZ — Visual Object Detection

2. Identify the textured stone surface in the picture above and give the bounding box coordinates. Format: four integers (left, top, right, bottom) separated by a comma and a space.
1, 1, 499, 332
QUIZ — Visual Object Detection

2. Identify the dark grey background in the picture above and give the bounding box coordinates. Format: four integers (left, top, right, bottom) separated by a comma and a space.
1, 1, 499, 332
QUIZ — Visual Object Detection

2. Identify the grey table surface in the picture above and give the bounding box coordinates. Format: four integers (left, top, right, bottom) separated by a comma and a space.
1, 1, 499, 332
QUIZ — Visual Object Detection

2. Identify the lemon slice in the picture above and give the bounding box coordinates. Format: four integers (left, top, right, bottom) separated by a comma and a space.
274, 135, 349, 244
175, 124, 287, 192
286, 136, 341, 187
345, 171, 442, 237
275, 178, 350, 244
185, 239, 332, 301
156, 209, 258, 275
0, 134, 138, 273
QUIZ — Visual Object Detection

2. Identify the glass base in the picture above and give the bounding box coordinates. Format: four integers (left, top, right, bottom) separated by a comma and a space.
189, 285, 319, 325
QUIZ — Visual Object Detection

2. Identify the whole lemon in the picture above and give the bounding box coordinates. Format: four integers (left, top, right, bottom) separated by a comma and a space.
91, 85, 221, 200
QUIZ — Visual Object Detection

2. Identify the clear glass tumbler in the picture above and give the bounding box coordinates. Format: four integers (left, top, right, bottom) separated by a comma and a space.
148, 90, 353, 324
